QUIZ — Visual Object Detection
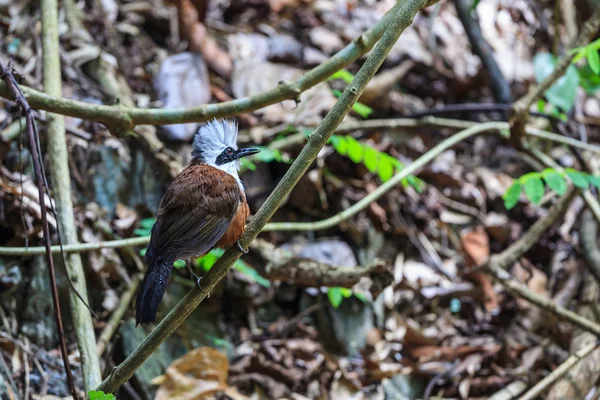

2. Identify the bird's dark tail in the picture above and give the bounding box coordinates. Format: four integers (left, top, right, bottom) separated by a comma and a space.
135, 259, 173, 325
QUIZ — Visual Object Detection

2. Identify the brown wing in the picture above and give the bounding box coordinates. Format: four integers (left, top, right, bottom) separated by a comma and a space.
146, 163, 242, 264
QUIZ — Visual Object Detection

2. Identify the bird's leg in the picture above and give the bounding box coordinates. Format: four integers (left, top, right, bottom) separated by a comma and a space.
236, 240, 248, 254
185, 259, 202, 288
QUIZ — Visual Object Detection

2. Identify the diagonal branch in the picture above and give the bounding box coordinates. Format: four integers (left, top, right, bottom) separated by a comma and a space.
94, 0, 428, 392
0, 1, 406, 131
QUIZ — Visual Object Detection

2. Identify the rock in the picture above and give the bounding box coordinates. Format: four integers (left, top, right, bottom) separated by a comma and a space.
154, 53, 211, 142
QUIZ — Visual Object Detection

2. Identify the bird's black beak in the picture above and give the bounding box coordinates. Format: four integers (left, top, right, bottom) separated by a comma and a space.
235, 147, 261, 159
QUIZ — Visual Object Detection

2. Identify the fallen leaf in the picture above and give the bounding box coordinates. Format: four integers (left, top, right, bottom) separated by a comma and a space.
461, 226, 489, 267
153, 347, 233, 400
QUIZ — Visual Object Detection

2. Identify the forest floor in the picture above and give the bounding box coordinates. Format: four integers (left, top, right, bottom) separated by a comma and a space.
1, 0, 600, 399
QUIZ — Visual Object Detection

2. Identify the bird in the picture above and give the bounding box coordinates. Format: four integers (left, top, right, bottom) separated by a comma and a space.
135, 119, 260, 325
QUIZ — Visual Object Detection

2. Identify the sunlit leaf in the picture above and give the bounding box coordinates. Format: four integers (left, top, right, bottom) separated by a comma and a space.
89, 391, 116, 400
330, 135, 348, 156
346, 137, 363, 163
523, 174, 545, 204
534, 52, 580, 112
327, 287, 344, 308
377, 156, 394, 182
503, 181, 521, 210
588, 46, 600, 74
173, 259, 186, 269
330, 69, 355, 84
140, 218, 156, 230
351, 101, 373, 118
565, 168, 589, 188
588, 174, 600, 188
233, 259, 271, 288
542, 169, 567, 195
240, 158, 256, 171
363, 147, 379, 173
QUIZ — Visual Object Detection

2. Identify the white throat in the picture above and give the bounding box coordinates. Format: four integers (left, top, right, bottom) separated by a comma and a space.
214, 162, 244, 192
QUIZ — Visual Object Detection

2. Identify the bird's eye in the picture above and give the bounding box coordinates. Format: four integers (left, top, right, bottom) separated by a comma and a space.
226, 147, 234, 155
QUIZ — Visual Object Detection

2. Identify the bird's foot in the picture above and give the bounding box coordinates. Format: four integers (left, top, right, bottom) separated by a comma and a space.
186, 260, 203, 288
236, 240, 248, 254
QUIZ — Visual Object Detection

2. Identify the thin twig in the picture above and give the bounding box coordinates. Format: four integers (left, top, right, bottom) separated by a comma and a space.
453, 0, 512, 103
486, 187, 600, 336
94, 0, 428, 392
41, 0, 101, 389
0, 2, 408, 131
0, 61, 79, 399
97, 275, 143, 357
519, 342, 599, 400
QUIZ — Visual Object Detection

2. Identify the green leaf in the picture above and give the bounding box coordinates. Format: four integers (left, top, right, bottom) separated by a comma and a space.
351, 101, 373, 118
542, 169, 567, 195
239, 158, 256, 171
346, 137, 363, 163
196, 250, 221, 271
588, 174, 600, 188
330, 69, 355, 84
331, 135, 348, 156
133, 228, 150, 237
354, 292, 369, 303
255, 147, 283, 163
327, 288, 344, 308
377, 156, 394, 182
588, 46, 600, 74
523, 174, 545, 204
233, 259, 271, 288
173, 259, 186, 269
363, 147, 379, 173
565, 168, 590, 188
140, 218, 156, 230
89, 391, 116, 400
139, 248, 147, 257
537, 99, 546, 113
534, 52, 580, 112
503, 181, 522, 210
470, 0, 480, 10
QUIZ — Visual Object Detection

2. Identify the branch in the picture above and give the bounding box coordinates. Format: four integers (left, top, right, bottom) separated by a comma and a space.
519, 342, 599, 400
6, 117, 600, 255
41, 0, 101, 389
453, 0, 512, 103
252, 239, 392, 288
0, 2, 406, 131
95, 0, 428, 392
486, 187, 600, 336
264, 121, 505, 231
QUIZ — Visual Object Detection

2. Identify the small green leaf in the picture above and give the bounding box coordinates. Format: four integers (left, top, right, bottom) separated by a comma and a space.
330, 69, 355, 84
139, 248, 147, 257
565, 168, 590, 188
239, 158, 256, 171
173, 259, 186, 269
588, 174, 600, 188
377, 156, 394, 182
351, 101, 373, 118
89, 390, 116, 400
327, 288, 344, 308
255, 147, 283, 163
140, 218, 156, 230
542, 169, 567, 195
363, 147, 379, 173
346, 137, 363, 163
470, 0, 480, 10
354, 292, 369, 303
134, 228, 150, 237
331, 135, 348, 156
537, 99, 546, 113
503, 181, 522, 210
234, 259, 271, 288
523, 175, 545, 204
534, 52, 580, 112
588, 46, 600, 74
196, 250, 221, 271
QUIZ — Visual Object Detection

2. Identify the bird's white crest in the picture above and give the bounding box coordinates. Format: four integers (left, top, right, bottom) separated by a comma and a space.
192, 119, 244, 190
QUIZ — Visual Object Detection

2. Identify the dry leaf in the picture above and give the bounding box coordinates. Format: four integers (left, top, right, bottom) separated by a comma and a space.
153, 347, 232, 400
461, 226, 490, 267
